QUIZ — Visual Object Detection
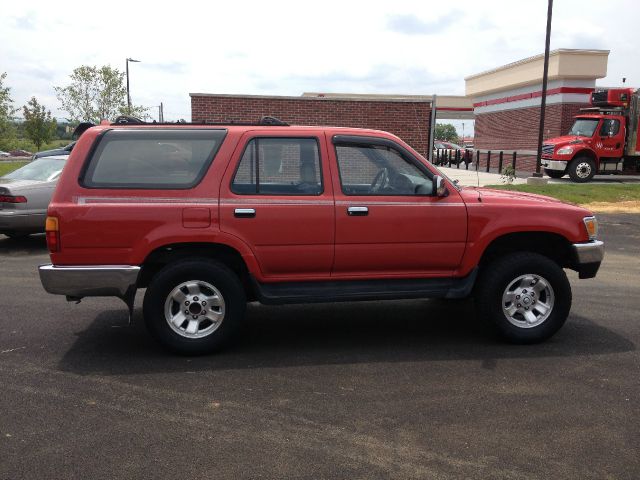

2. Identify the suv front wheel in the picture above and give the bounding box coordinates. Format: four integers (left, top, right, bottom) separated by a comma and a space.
475, 252, 571, 343
143, 258, 246, 355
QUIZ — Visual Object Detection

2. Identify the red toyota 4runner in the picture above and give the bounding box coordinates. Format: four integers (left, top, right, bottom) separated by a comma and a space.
38, 117, 604, 354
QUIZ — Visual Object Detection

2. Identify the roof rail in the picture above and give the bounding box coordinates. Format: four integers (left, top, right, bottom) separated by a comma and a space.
108, 115, 290, 127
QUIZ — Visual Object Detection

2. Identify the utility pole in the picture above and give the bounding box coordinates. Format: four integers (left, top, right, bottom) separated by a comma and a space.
534, 0, 553, 177
126, 58, 141, 114
428, 95, 437, 162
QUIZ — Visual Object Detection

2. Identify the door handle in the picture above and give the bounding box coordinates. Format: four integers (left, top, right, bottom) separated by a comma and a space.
347, 206, 369, 216
234, 208, 256, 218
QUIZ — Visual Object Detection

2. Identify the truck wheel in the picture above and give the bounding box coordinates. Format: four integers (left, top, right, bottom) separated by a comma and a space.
143, 258, 246, 355
475, 252, 571, 344
568, 157, 596, 183
544, 168, 565, 179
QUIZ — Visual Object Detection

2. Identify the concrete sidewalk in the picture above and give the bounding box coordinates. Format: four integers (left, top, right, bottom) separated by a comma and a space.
438, 166, 525, 186
438, 165, 640, 187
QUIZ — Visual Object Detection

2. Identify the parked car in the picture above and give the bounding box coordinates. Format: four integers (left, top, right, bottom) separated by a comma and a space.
0, 150, 10, 158
38, 119, 603, 355
8, 149, 32, 157
32, 142, 75, 160
0, 155, 68, 238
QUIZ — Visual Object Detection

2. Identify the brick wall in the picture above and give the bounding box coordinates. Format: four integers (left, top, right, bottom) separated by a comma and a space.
191, 95, 432, 157
474, 103, 588, 151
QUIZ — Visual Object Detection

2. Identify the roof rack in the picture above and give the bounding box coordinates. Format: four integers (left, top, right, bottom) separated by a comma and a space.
109, 115, 290, 127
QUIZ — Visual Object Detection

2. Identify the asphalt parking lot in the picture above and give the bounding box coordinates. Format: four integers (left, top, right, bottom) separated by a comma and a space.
1, 214, 639, 480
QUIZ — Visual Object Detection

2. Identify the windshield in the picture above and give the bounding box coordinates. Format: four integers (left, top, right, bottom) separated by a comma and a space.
568, 119, 599, 137
2, 158, 67, 181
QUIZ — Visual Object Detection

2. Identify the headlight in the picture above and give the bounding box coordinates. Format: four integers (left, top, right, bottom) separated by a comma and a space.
557, 147, 573, 155
583, 216, 598, 240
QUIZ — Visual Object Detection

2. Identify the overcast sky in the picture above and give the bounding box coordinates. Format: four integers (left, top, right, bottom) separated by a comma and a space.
2, 0, 638, 134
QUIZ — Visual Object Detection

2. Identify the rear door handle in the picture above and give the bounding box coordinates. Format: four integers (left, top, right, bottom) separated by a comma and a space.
347, 206, 369, 216
234, 208, 256, 218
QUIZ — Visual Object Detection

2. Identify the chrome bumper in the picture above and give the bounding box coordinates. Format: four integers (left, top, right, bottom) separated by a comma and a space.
571, 240, 604, 278
38, 265, 140, 298
540, 159, 568, 171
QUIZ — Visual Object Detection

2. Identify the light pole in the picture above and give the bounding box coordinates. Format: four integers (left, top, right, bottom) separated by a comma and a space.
126, 58, 141, 115
535, 0, 553, 177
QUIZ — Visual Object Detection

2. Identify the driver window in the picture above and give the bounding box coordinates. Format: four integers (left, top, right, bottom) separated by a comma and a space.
599, 119, 620, 137
336, 144, 432, 196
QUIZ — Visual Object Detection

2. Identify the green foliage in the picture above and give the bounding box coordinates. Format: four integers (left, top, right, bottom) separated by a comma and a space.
500, 165, 516, 184
22, 97, 57, 151
0, 72, 18, 150
55, 65, 149, 123
488, 184, 640, 205
435, 123, 460, 143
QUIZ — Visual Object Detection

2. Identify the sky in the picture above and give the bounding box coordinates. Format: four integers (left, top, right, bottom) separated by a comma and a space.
1, 0, 638, 136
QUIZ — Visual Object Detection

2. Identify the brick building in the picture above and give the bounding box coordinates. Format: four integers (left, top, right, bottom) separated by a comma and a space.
191, 93, 433, 157
466, 49, 610, 171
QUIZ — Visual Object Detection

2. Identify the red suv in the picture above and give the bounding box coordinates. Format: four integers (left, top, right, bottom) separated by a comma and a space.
39, 118, 604, 354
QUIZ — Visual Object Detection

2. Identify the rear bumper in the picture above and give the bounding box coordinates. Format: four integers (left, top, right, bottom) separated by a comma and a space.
572, 240, 604, 279
540, 159, 567, 171
0, 211, 45, 233
38, 264, 140, 298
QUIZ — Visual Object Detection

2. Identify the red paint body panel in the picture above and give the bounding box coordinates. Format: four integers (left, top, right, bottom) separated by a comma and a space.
48, 124, 595, 284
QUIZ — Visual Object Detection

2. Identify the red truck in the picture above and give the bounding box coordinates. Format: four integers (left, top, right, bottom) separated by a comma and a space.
38, 118, 604, 354
541, 87, 640, 182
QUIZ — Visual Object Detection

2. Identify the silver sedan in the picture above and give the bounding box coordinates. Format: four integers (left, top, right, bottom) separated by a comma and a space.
0, 155, 68, 238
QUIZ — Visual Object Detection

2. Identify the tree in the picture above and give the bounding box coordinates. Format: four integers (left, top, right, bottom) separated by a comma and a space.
0, 72, 18, 150
435, 123, 460, 143
23, 97, 57, 151
55, 65, 148, 123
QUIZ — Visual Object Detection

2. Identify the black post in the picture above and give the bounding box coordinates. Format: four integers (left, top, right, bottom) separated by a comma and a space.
498, 151, 504, 174
535, 0, 554, 177
512, 151, 517, 172
126, 60, 130, 114
475, 150, 480, 171
486, 151, 491, 173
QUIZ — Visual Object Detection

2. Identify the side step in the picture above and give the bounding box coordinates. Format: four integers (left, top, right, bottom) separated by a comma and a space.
251, 268, 477, 305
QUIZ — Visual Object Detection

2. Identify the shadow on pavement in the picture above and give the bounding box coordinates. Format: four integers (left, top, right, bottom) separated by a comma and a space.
0, 234, 47, 254
58, 298, 635, 375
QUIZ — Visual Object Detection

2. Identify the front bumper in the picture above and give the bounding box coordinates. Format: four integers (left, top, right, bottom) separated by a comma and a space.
572, 240, 604, 279
38, 265, 140, 298
541, 159, 568, 171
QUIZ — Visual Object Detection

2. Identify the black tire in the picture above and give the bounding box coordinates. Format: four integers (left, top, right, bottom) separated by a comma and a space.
143, 258, 246, 355
475, 252, 572, 344
544, 168, 565, 179
568, 157, 596, 183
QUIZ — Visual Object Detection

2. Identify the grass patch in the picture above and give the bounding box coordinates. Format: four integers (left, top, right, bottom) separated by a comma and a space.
486, 183, 640, 205
0, 161, 29, 177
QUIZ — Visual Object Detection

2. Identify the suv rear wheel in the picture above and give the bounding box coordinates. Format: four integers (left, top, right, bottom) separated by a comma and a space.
143, 258, 246, 355
475, 252, 571, 343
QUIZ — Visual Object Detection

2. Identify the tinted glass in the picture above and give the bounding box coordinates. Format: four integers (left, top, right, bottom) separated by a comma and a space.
336, 145, 432, 196
599, 119, 620, 136
232, 138, 322, 195
82, 129, 226, 188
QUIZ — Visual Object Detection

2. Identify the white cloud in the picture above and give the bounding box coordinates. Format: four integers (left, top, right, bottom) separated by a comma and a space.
1, 0, 638, 124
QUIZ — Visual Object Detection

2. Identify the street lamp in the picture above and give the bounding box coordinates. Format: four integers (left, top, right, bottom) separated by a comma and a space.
126, 58, 141, 114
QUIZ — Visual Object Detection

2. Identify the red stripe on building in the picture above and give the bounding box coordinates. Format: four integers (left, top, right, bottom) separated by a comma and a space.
473, 87, 594, 108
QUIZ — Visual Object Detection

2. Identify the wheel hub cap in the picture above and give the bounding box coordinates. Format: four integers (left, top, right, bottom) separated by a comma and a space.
164, 280, 225, 339
502, 274, 555, 328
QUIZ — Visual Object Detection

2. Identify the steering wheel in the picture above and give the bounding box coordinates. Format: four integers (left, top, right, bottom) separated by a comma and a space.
370, 168, 389, 193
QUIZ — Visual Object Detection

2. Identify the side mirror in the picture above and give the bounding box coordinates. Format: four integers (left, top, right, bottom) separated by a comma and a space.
433, 175, 448, 197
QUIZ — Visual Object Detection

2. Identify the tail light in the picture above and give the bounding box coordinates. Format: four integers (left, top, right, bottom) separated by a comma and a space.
0, 194, 27, 203
45, 216, 60, 253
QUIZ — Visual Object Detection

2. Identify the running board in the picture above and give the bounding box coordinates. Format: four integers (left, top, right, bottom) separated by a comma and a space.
251, 268, 477, 305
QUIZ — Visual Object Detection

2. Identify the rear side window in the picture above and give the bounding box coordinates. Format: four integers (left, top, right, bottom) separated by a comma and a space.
81, 129, 227, 189
231, 137, 322, 195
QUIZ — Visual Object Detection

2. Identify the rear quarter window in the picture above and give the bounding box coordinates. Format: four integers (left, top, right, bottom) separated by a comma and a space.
80, 129, 227, 189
